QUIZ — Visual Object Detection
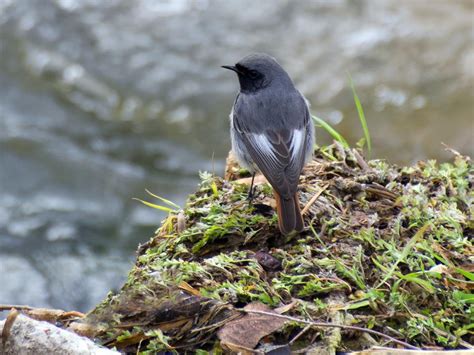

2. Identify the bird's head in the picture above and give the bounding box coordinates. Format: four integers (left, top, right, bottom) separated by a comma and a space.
222, 53, 291, 93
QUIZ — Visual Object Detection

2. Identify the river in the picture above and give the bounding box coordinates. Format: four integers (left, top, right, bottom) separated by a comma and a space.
0, 0, 472, 312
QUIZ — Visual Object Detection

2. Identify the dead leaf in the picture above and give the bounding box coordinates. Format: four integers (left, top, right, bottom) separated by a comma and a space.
218, 303, 287, 352
274, 299, 298, 314
301, 184, 329, 215
110, 332, 150, 348
24, 308, 84, 324
176, 211, 186, 233
178, 281, 201, 296
68, 322, 104, 338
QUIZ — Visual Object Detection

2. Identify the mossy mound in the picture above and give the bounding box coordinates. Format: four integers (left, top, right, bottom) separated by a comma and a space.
81, 145, 473, 353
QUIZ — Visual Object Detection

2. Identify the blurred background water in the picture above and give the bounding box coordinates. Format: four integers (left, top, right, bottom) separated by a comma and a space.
0, 0, 472, 313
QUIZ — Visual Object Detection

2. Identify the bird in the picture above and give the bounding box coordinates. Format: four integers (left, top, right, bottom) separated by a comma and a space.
222, 53, 315, 235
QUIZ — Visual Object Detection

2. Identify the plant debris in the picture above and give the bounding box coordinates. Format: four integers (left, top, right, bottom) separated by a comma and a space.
74, 144, 473, 353
218, 303, 287, 353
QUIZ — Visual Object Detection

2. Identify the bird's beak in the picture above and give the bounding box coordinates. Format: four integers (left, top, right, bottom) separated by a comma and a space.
221, 65, 240, 74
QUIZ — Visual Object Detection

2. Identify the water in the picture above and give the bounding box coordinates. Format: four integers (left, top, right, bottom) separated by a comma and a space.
0, 0, 472, 313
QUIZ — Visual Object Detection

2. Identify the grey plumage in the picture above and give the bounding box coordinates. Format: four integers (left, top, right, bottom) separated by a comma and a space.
223, 53, 315, 234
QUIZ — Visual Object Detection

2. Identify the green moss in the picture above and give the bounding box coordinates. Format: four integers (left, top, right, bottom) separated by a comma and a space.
84, 145, 473, 352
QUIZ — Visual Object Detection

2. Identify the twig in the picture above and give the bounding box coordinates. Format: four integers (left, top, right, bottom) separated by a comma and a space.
419, 316, 474, 350
352, 148, 371, 172
240, 309, 420, 350
0, 305, 33, 311
191, 313, 241, 333
302, 184, 329, 215
365, 186, 398, 201
2, 308, 20, 345
289, 324, 312, 345
441, 142, 464, 158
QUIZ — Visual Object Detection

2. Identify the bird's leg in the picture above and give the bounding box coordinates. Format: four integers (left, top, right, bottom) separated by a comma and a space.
247, 173, 256, 202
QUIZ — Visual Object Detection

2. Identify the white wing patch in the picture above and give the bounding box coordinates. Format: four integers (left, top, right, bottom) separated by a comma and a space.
253, 133, 277, 159
249, 130, 305, 168
290, 129, 304, 162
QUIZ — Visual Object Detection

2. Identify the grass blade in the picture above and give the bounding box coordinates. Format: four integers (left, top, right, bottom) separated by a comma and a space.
376, 223, 430, 288
343, 299, 371, 310
399, 273, 435, 293
311, 115, 349, 148
132, 198, 174, 213
145, 189, 180, 209
455, 267, 474, 281
349, 76, 372, 156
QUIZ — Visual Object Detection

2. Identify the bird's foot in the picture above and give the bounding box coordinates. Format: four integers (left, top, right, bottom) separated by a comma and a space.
247, 173, 256, 203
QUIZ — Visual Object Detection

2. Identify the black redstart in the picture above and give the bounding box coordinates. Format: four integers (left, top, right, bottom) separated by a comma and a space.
222, 53, 315, 235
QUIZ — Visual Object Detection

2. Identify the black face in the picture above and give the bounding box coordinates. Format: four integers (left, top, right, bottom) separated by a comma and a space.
222, 63, 268, 93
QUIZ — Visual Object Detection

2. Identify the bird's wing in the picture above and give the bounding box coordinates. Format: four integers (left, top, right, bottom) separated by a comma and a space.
234, 114, 311, 198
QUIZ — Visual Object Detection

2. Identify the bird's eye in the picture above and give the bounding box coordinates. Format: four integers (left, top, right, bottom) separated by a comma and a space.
248, 70, 259, 79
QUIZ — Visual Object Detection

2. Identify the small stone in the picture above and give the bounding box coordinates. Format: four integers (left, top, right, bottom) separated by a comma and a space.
255, 251, 282, 271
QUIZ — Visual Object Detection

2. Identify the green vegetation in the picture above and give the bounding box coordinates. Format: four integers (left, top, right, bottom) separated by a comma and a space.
83, 145, 473, 353
133, 189, 180, 213
312, 115, 349, 149
349, 75, 372, 156
312, 79, 372, 155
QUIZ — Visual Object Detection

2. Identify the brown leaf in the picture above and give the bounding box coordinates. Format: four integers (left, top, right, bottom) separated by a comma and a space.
176, 211, 186, 233
274, 299, 298, 314
178, 281, 201, 296
218, 303, 287, 352
68, 322, 103, 338
110, 332, 150, 348
24, 308, 84, 323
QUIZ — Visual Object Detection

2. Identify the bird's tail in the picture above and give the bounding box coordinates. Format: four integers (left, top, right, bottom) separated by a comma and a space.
274, 192, 304, 235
